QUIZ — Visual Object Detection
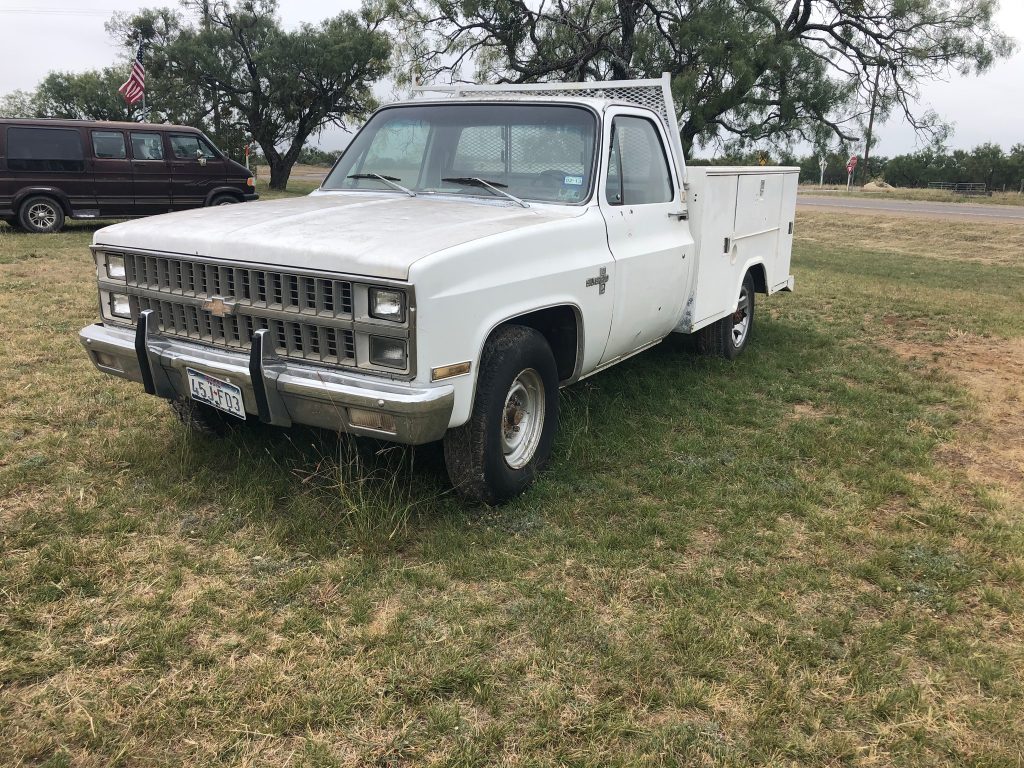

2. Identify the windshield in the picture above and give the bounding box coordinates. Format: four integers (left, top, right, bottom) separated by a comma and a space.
322, 104, 598, 205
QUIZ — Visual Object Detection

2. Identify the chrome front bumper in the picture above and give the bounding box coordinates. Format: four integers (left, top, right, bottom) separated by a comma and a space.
79, 312, 454, 444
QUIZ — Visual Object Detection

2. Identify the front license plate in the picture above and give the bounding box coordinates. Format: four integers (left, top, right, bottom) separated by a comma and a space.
186, 368, 246, 420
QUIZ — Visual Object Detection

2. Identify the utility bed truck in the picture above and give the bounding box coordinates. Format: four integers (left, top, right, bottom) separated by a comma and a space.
80, 75, 797, 503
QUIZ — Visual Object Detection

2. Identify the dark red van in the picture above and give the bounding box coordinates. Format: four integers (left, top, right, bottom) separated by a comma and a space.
0, 119, 257, 233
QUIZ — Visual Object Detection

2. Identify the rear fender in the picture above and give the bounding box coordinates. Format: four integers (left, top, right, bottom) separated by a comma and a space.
13, 186, 72, 215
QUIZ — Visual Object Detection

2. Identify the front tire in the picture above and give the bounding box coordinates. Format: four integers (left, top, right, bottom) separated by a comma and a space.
696, 272, 755, 360
209, 194, 239, 206
19, 196, 65, 233
443, 325, 559, 504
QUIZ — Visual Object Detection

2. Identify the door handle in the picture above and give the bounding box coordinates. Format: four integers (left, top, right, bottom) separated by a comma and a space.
667, 210, 688, 221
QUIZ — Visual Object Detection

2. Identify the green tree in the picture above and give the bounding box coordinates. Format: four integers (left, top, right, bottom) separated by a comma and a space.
0, 68, 139, 121
0, 90, 36, 119
111, 0, 391, 189
397, 0, 1014, 155
32, 68, 138, 121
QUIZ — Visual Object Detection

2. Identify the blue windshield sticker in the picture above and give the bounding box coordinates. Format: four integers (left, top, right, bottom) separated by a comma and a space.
564, 175, 584, 186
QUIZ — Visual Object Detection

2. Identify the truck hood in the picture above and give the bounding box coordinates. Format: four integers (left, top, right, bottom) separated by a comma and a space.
93, 192, 584, 280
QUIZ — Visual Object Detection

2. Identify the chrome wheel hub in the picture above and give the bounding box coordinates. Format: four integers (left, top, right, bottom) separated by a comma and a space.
28, 203, 57, 230
501, 368, 545, 469
731, 285, 751, 348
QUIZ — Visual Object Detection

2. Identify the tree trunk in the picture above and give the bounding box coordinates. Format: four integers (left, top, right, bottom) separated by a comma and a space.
268, 157, 292, 190
860, 63, 882, 186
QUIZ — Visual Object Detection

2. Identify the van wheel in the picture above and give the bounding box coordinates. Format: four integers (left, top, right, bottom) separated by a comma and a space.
443, 325, 559, 505
19, 196, 65, 233
696, 271, 755, 360
210, 194, 239, 206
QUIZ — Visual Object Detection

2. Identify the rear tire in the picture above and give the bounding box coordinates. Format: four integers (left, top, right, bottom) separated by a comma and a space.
695, 272, 755, 360
19, 196, 65, 233
443, 325, 559, 505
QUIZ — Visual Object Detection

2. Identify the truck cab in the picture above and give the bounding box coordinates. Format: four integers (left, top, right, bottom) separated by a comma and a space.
79, 75, 796, 504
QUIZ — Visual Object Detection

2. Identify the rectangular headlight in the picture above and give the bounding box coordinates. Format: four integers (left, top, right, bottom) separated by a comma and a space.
105, 253, 126, 280
108, 292, 131, 319
369, 336, 407, 369
368, 287, 406, 323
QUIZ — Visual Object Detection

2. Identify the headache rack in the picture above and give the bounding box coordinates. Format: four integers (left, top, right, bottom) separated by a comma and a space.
412, 72, 687, 185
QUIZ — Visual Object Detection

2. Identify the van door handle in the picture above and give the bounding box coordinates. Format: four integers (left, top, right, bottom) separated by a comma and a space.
667, 210, 688, 221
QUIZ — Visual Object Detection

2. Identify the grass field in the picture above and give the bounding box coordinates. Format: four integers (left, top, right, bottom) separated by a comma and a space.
1, 201, 1022, 766
799, 184, 1024, 207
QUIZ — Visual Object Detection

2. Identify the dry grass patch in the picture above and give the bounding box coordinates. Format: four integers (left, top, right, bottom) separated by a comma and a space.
3, 211, 1024, 765
797, 210, 1024, 266
800, 185, 1024, 208
886, 331, 1024, 504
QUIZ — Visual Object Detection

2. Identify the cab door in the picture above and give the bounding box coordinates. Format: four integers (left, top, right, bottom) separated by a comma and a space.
168, 133, 226, 209
128, 130, 171, 214
597, 110, 692, 364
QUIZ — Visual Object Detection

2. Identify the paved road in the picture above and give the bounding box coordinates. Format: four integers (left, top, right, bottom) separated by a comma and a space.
798, 194, 1024, 223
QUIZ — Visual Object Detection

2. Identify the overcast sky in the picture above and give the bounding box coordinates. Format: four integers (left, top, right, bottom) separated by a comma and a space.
0, 0, 1021, 156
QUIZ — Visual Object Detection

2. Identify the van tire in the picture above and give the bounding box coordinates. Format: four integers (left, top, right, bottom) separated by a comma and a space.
210, 194, 239, 206
443, 325, 559, 505
696, 271, 755, 360
19, 196, 65, 233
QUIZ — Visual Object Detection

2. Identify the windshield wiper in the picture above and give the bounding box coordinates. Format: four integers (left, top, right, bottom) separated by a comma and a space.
347, 173, 416, 197
441, 177, 529, 208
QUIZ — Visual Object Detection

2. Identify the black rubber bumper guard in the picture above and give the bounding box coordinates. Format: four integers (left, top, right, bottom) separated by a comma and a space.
134, 309, 291, 426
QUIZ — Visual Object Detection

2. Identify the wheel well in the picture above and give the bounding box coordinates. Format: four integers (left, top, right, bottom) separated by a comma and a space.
18, 192, 67, 215
748, 263, 768, 293
208, 190, 242, 205
498, 305, 581, 383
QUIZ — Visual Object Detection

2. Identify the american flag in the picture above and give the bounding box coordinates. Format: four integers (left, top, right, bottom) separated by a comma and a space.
118, 42, 147, 105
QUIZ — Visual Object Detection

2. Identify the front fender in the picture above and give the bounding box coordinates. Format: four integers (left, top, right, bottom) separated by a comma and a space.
409, 207, 614, 427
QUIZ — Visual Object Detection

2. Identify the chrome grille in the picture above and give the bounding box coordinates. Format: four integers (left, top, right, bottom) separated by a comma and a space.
123, 253, 357, 365
134, 296, 356, 364
125, 253, 353, 316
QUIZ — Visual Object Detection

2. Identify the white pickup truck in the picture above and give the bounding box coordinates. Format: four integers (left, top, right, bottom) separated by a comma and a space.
80, 75, 797, 503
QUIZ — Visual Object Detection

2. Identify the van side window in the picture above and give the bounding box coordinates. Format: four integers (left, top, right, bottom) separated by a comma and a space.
7, 127, 85, 173
604, 116, 673, 205
170, 135, 217, 160
131, 132, 165, 161
92, 130, 126, 160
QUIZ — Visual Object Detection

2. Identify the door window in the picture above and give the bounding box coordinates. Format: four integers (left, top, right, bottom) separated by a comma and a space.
169, 134, 217, 160
92, 130, 127, 159
7, 127, 85, 173
131, 132, 165, 161
605, 116, 673, 205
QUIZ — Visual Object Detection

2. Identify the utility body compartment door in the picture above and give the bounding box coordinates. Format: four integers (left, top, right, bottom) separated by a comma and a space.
597, 107, 692, 365
685, 166, 797, 330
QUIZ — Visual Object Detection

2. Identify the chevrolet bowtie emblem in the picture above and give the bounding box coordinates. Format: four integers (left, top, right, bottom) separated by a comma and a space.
202, 296, 237, 317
